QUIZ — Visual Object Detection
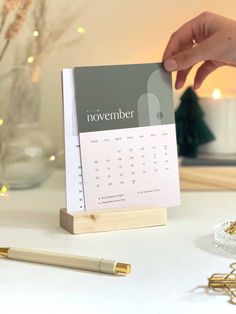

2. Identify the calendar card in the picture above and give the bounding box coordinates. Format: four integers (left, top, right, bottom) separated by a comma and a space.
62, 69, 85, 212
73, 63, 180, 211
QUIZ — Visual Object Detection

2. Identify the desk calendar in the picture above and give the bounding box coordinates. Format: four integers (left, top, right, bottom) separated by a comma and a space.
62, 63, 180, 215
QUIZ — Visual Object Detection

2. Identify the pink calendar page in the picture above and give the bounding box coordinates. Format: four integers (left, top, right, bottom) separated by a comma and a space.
80, 124, 180, 210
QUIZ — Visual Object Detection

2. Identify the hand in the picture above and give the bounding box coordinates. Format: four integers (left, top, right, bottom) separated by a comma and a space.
162, 12, 236, 89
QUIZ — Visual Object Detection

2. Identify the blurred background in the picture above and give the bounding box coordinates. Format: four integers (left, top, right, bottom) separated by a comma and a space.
1, 0, 236, 170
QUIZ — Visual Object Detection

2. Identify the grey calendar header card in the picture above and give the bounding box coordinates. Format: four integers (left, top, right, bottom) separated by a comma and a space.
73, 63, 174, 133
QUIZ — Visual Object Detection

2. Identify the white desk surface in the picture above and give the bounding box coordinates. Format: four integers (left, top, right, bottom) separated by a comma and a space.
0, 170, 236, 314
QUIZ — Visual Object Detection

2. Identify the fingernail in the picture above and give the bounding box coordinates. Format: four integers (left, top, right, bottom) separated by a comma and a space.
193, 82, 200, 90
175, 81, 183, 89
164, 59, 177, 71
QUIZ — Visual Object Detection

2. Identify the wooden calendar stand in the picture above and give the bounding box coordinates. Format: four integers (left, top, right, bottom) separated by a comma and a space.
60, 207, 167, 234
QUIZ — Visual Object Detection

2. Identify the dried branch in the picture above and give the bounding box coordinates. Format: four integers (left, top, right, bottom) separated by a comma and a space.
5, 0, 32, 39
0, 0, 21, 33
0, 38, 9, 61
31, 2, 83, 64
0, 0, 32, 62
1, 0, 86, 126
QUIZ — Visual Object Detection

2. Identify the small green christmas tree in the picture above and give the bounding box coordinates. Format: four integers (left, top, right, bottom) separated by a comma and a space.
175, 87, 215, 157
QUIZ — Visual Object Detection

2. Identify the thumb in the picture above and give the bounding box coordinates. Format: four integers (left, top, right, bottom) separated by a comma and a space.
164, 38, 216, 72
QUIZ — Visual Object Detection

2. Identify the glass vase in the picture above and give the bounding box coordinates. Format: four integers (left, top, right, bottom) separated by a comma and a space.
0, 65, 56, 189
0, 123, 56, 189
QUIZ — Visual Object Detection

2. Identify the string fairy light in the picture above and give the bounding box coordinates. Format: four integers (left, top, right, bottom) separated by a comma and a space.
27, 56, 34, 63
49, 155, 56, 162
0, 118, 4, 126
0, 184, 8, 199
77, 27, 86, 34
33, 30, 39, 37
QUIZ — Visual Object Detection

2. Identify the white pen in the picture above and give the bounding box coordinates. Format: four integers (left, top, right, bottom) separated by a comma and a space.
0, 247, 131, 275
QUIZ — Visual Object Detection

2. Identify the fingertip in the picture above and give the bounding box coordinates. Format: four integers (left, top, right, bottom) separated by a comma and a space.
193, 76, 202, 90
164, 59, 178, 72
175, 75, 186, 90
175, 80, 184, 90
193, 81, 201, 90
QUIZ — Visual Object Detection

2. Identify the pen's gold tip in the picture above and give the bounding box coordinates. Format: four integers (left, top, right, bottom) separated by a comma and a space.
115, 263, 131, 275
0, 248, 9, 257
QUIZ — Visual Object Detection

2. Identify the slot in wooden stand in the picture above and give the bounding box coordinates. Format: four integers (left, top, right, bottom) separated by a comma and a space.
60, 207, 167, 234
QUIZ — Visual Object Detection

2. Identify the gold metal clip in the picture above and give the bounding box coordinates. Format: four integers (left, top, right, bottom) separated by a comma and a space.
208, 263, 236, 304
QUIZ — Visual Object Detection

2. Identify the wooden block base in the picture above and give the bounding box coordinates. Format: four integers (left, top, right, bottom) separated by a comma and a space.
60, 207, 167, 234
180, 166, 236, 191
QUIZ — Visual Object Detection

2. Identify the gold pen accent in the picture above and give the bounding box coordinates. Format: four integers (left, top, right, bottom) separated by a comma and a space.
115, 262, 131, 275
0, 247, 9, 257
0, 247, 131, 275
